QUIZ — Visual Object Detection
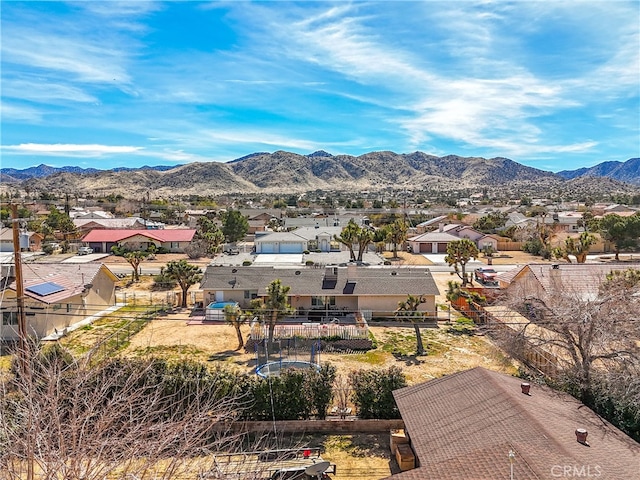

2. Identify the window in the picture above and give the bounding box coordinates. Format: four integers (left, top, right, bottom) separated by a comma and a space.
2, 311, 18, 326
66, 303, 72, 313
311, 296, 336, 307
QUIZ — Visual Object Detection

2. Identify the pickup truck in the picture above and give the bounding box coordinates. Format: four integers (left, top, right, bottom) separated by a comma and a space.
474, 267, 498, 285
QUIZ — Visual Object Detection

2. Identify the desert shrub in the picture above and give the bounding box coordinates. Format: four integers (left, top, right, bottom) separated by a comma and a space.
242, 260, 252, 266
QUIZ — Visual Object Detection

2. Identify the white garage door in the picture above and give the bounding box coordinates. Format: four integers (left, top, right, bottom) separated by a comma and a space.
280, 243, 303, 254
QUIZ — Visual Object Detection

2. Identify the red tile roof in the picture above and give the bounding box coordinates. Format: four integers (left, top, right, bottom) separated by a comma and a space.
386, 367, 639, 480
82, 229, 195, 243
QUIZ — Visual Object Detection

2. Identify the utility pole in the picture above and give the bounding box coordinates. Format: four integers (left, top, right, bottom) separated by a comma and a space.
11, 204, 33, 480
10, 204, 28, 361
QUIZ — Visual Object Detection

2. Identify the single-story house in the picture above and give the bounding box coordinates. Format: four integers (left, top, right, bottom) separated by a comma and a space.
74, 217, 150, 234
385, 367, 639, 479
200, 265, 440, 318
496, 263, 640, 299
255, 226, 343, 254
1, 263, 118, 342
82, 229, 196, 253
0, 228, 44, 252
408, 223, 498, 253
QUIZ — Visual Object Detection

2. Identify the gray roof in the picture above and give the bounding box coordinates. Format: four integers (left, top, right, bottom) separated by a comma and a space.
201, 265, 440, 297
408, 231, 461, 242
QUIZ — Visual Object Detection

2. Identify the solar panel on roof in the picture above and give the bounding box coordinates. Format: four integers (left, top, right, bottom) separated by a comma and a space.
25, 282, 65, 296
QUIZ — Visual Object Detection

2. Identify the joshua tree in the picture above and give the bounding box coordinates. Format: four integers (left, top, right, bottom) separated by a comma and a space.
395, 294, 427, 355
445, 239, 479, 286
164, 260, 203, 308
251, 279, 293, 347
124, 250, 148, 282
223, 303, 247, 350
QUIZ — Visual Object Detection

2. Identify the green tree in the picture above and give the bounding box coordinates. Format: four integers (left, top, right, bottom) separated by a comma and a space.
472, 212, 508, 233
349, 366, 407, 419
334, 220, 360, 261
220, 210, 249, 243
124, 251, 148, 282
44, 206, 76, 241
223, 303, 247, 350
395, 294, 427, 355
164, 260, 203, 308
445, 239, 479, 286
196, 217, 225, 256
552, 231, 597, 264
598, 214, 640, 260
355, 226, 374, 262
251, 279, 293, 347
385, 219, 408, 259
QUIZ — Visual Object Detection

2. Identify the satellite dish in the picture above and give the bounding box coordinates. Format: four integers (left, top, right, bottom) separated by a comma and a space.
305, 461, 330, 478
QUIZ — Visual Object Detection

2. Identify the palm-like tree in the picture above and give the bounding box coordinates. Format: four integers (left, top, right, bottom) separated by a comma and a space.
252, 279, 293, 347
334, 220, 360, 261
445, 239, 479, 286
395, 294, 426, 355
355, 227, 374, 262
124, 251, 148, 282
223, 303, 246, 350
164, 260, 203, 308
386, 219, 408, 259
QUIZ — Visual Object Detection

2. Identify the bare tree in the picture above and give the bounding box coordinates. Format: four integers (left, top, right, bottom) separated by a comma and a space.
0, 342, 244, 480
490, 268, 640, 401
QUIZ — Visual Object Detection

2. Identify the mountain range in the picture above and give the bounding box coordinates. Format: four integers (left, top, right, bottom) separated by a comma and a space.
1, 152, 638, 197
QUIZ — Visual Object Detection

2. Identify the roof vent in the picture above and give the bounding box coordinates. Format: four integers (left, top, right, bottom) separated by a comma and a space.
552, 264, 560, 270
521, 382, 531, 395
232, 268, 237, 273
295, 271, 301, 275
575, 428, 589, 445
391, 271, 397, 276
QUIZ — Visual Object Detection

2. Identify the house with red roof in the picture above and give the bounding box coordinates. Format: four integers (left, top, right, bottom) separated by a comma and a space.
82, 229, 196, 254
1, 263, 118, 343
386, 367, 639, 479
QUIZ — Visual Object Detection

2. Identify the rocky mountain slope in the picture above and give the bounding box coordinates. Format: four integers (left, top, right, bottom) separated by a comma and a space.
558, 158, 640, 185
4, 151, 638, 197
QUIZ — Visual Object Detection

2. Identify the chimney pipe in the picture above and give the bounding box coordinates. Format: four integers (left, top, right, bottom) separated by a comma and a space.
575, 428, 589, 445
521, 382, 531, 395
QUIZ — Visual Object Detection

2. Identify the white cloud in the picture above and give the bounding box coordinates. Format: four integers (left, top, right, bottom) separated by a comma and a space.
0, 102, 43, 122
2, 144, 144, 157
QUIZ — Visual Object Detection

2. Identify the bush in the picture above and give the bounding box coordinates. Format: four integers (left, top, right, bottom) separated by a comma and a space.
349, 366, 407, 419
242, 260, 252, 266
305, 260, 314, 266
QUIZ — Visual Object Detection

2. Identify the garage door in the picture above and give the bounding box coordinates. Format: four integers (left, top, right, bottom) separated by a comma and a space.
280, 243, 303, 254
419, 243, 430, 253
260, 243, 275, 254
438, 242, 448, 253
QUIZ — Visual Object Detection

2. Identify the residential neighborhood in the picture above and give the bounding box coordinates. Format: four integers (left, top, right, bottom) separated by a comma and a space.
1, 193, 639, 479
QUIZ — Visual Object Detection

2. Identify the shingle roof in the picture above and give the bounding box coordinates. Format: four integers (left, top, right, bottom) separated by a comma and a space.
200, 265, 440, 297
497, 263, 640, 299
387, 367, 639, 480
82, 229, 195, 243
6, 263, 117, 304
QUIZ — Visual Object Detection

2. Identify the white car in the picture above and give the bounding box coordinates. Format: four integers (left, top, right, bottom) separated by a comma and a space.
77, 246, 94, 255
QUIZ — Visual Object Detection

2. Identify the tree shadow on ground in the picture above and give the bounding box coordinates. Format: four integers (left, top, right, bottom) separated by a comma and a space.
392, 352, 424, 366
207, 350, 244, 362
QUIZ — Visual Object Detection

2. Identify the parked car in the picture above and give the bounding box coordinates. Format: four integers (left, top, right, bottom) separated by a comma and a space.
224, 247, 240, 255
77, 246, 94, 255
474, 267, 498, 285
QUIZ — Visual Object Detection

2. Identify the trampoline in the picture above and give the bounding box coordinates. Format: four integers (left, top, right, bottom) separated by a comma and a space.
256, 360, 320, 378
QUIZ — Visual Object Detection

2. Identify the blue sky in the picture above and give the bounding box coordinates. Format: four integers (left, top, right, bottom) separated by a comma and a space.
1, 1, 639, 172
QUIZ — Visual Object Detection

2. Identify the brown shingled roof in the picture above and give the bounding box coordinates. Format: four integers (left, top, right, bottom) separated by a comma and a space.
386, 367, 639, 480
